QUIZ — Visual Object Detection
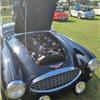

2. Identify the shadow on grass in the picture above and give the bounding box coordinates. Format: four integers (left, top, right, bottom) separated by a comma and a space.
67, 20, 76, 23
70, 16, 100, 21
93, 17, 100, 20
53, 75, 100, 100
54, 20, 76, 23
80, 17, 100, 21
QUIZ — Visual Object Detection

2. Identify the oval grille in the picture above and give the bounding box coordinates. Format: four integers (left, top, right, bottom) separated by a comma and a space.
30, 68, 80, 93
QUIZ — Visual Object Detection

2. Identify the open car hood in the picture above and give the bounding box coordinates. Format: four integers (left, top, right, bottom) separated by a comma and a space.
15, 0, 57, 33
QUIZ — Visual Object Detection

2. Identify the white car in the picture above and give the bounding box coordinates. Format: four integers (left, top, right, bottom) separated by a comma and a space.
93, 9, 100, 16
70, 7, 95, 19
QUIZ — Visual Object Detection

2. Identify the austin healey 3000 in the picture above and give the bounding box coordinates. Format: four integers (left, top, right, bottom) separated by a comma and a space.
0, 0, 100, 100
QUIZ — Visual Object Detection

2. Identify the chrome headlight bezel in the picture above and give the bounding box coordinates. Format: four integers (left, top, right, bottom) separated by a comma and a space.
88, 58, 100, 71
7, 80, 26, 99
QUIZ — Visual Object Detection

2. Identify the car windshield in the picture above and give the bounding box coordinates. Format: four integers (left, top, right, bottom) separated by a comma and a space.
81, 7, 92, 11
56, 6, 64, 12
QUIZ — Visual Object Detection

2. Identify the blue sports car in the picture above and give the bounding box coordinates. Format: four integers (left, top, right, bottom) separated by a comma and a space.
0, 0, 100, 100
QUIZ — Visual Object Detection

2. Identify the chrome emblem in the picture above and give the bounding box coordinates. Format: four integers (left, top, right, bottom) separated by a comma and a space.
49, 62, 63, 69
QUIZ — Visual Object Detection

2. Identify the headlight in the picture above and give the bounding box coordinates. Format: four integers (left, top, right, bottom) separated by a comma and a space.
7, 80, 26, 99
88, 58, 100, 71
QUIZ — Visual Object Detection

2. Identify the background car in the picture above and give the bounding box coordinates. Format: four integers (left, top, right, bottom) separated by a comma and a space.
53, 6, 69, 21
93, 8, 100, 16
70, 6, 95, 19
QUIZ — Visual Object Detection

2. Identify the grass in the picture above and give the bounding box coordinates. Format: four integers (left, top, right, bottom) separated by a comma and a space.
1, 8, 11, 16
53, 17, 100, 60
53, 16, 100, 100
0, 8, 100, 99
0, 9, 12, 23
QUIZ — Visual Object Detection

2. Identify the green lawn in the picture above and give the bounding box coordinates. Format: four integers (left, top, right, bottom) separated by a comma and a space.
0, 8, 12, 23
0, 13, 100, 100
1, 8, 11, 16
53, 16, 100, 100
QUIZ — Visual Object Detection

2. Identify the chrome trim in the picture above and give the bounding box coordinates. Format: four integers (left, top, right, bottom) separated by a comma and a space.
88, 58, 100, 67
33, 67, 74, 83
30, 67, 81, 93
7, 80, 25, 90
88, 58, 100, 71
7, 80, 26, 99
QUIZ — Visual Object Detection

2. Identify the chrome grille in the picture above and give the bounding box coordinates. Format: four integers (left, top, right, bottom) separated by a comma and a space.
30, 67, 81, 93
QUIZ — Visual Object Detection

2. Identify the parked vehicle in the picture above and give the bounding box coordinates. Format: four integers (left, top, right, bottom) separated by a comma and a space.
93, 2, 100, 16
70, 6, 95, 19
93, 9, 100, 16
53, 6, 69, 21
0, 0, 100, 100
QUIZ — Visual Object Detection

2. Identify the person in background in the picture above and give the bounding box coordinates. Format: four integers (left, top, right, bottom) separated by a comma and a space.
74, 3, 81, 11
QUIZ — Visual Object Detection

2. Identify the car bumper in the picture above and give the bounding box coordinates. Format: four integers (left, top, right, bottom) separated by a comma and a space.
7, 67, 92, 100
54, 17, 68, 21
81, 15, 95, 19
20, 72, 92, 100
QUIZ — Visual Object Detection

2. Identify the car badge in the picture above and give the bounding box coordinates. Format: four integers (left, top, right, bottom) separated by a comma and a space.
49, 62, 63, 69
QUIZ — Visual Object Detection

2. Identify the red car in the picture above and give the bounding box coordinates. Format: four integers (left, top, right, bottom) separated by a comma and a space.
53, 6, 69, 21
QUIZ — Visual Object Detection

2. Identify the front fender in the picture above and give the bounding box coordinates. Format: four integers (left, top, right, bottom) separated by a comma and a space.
2, 43, 23, 88
56, 33, 96, 67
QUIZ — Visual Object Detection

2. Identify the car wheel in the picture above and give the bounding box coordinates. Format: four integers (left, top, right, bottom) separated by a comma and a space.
38, 95, 51, 100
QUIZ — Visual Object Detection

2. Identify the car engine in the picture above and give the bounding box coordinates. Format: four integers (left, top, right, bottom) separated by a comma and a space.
17, 32, 66, 65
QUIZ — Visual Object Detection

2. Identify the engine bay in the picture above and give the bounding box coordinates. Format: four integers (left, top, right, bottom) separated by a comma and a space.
17, 32, 66, 65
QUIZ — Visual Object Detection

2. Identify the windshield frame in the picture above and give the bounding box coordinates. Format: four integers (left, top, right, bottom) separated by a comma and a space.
81, 7, 92, 12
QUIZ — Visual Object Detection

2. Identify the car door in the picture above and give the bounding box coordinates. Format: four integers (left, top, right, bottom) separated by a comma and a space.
71, 10, 78, 17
